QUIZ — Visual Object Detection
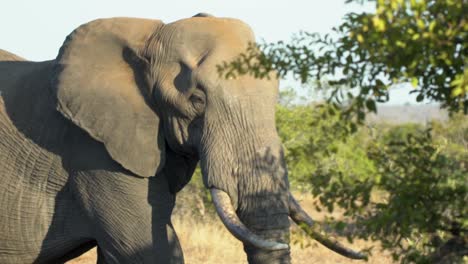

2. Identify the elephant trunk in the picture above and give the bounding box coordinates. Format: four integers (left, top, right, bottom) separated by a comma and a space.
204, 143, 292, 264
201, 93, 291, 263
210, 188, 288, 251
243, 231, 291, 264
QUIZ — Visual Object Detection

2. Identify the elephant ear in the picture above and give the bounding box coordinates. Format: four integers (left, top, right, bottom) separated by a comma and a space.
54, 18, 165, 177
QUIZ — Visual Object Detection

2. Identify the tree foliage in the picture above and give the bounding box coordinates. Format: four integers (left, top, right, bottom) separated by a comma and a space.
219, 0, 467, 120
276, 89, 468, 263
276, 89, 375, 190
360, 120, 467, 263
216, 2, 468, 260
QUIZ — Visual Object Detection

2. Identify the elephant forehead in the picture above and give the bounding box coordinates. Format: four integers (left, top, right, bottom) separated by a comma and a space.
170, 17, 255, 43
163, 17, 256, 62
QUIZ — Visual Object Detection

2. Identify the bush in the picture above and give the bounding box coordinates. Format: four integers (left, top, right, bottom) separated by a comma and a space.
275, 87, 467, 262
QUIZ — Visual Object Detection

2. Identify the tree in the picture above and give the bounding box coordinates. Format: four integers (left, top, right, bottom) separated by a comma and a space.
276, 90, 468, 263
219, 0, 467, 120
341, 121, 467, 263
219, 1, 468, 262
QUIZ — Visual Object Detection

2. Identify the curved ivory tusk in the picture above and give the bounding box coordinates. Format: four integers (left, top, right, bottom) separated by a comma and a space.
210, 188, 289, 251
289, 194, 367, 260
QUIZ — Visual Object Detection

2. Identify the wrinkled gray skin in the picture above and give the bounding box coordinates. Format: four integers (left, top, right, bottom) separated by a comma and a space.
0, 15, 291, 263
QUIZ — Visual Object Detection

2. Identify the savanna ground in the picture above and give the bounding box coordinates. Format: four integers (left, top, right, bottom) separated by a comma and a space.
68, 187, 395, 264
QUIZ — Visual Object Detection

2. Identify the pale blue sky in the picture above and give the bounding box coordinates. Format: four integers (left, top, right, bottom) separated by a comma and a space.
1, 0, 416, 104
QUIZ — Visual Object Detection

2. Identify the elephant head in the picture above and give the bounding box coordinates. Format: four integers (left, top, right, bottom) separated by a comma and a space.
53, 15, 365, 263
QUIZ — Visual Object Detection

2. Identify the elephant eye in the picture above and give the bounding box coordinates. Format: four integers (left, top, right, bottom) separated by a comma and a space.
189, 90, 206, 113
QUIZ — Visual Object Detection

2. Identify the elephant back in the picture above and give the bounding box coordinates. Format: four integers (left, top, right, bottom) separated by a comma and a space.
0, 59, 70, 154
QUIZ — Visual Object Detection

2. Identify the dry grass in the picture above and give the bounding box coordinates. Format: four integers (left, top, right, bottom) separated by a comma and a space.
172, 216, 395, 264
68, 192, 395, 264
68, 248, 96, 264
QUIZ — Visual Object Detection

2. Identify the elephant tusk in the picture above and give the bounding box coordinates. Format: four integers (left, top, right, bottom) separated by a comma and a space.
210, 188, 289, 251
288, 193, 367, 260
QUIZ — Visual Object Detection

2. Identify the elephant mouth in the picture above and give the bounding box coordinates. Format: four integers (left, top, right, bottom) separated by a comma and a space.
210, 188, 367, 260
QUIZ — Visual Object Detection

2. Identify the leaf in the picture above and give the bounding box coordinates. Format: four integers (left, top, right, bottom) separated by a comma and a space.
451, 86, 466, 97
366, 99, 377, 113
396, 40, 406, 48
429, 21, 437, 32
372, 16, 386, 32
417, 19, 425, 30
450, 71, 468, 97
357, 34, 364, 43
416, 93, 424, 102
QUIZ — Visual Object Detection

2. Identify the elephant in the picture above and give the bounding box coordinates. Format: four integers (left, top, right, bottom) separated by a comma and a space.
0, 14, 366, 263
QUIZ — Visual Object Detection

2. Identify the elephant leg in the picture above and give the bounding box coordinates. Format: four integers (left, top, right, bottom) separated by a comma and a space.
97, 246, 109, 264
71, 170, 184, 264
95, 222, 184, 264
166, 222, 184, 264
